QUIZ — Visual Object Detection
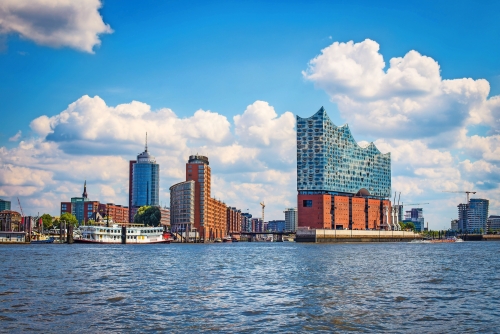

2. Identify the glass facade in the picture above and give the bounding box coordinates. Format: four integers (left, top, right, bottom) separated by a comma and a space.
132, 150, 159, 207
297, 107, 391, 198
169, 180, 195, 233
70, 197, 87, 224
467, 198, 489, 233
284, 207, 298, 232
0, 199, 11, 212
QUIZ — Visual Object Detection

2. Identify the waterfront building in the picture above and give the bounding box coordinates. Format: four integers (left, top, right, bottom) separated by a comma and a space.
170, 180, 195, 236
403, 208, 425, 232
457, 203, 468, 231
451, 219, 459, 231
129, 138, 160, 222
487, 215, 500, 233
241, 213, 252, 232
467, 199, 489, 233
169, 155, 244, 241
227, 207, 242, 235
61, 182, 129, 225
159, 206, 170, 228
296, 107, 392, 230
0, 210, 22, 231
284, 207, 298, 232
251, 218, 264, 232
185, 155, 232, 241
0, 199, 11, 212
267, 220, 286, 232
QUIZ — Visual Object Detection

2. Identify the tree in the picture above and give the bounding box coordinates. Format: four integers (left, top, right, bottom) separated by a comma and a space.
134, 206, 161, 226
405, 222, 415, 231
40, 213, 53, 229
59, 212, 79, 227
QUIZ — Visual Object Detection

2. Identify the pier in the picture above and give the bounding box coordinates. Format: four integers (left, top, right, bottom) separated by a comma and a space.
296, 228, 421, 243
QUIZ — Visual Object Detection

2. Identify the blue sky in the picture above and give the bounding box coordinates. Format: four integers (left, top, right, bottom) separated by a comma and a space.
1, 0, 499, 228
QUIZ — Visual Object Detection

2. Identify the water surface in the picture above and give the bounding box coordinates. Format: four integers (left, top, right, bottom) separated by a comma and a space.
1, 242, 499, 333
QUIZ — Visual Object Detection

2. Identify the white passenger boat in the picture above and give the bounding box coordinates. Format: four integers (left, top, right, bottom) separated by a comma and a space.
75, 224, 170, 244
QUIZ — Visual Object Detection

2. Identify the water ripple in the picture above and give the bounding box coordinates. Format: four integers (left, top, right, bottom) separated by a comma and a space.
0, 242, 499, 332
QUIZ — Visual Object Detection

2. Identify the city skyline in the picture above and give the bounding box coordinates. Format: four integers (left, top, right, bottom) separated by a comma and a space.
1, 1, 500, 228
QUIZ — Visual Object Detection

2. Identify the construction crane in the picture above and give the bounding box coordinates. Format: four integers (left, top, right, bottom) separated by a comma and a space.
17, 197, 24, 217
442, 191, 476, 203
260, 201, 265, 222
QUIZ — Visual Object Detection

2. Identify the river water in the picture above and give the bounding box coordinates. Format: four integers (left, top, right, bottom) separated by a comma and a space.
1, 242, 499, 333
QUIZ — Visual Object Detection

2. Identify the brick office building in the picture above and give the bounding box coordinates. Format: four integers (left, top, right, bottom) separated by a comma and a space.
171, 155, 243, 241
296, 107, 393, 230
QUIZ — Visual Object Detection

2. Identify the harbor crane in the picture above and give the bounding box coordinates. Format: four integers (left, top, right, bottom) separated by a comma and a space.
17, 197, 24, 217
260, 201, 265, 222
442, 191, 476, 203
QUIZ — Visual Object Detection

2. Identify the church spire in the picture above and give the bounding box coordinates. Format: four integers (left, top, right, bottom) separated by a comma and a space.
82, 180, 88, 199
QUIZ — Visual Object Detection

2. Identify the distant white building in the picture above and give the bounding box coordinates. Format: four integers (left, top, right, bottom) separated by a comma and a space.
284, 207, 298, 232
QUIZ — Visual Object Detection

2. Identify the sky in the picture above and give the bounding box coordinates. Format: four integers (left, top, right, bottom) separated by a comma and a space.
1, 0, 499, 229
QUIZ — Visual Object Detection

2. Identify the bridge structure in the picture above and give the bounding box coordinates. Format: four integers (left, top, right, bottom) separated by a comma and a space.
235, 231, 294, 242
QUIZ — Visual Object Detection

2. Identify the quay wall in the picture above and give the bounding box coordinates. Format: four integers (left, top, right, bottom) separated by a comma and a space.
296, 229, 421, 243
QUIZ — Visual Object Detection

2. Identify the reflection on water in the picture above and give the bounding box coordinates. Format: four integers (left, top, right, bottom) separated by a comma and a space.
0, 242, 499, 332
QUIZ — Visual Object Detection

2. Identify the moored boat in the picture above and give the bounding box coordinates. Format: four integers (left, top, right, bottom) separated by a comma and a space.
31, 236, 55, 244
222, 236, 232, 243
75, 224, 170, 244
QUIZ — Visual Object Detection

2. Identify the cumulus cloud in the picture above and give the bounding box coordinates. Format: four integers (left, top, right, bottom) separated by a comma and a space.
303, 39, 491, 140
2, 97, 296, 221
29, 95, 232, 155
0, 0, 112, 53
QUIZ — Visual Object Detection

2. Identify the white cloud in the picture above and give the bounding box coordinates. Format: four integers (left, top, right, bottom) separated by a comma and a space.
234, 100, 295, 146
8, 130, 21, 142
303, 39, 492, 140
30, 95, 232, 154
1, 97, 297, 221
0, 0, 112, 53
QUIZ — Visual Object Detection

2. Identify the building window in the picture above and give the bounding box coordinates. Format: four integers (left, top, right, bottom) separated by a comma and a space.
303, 200, 313, 207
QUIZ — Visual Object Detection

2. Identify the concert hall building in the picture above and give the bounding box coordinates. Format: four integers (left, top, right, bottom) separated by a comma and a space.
296, 107, 394, 230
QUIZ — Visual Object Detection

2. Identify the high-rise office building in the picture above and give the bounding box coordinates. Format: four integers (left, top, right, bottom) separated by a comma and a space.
169, 155, 243, 241
284, 207, 298, 232
0, 199, 12, 212
403, 208, 425, 232
185, 155, 230, 241
457, 203, 468, 231
296, 107, 392, 230
467, 198, 489, 233
241, 213, 252, 232
170, 180, 195, 235
129, 138, 159, 221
